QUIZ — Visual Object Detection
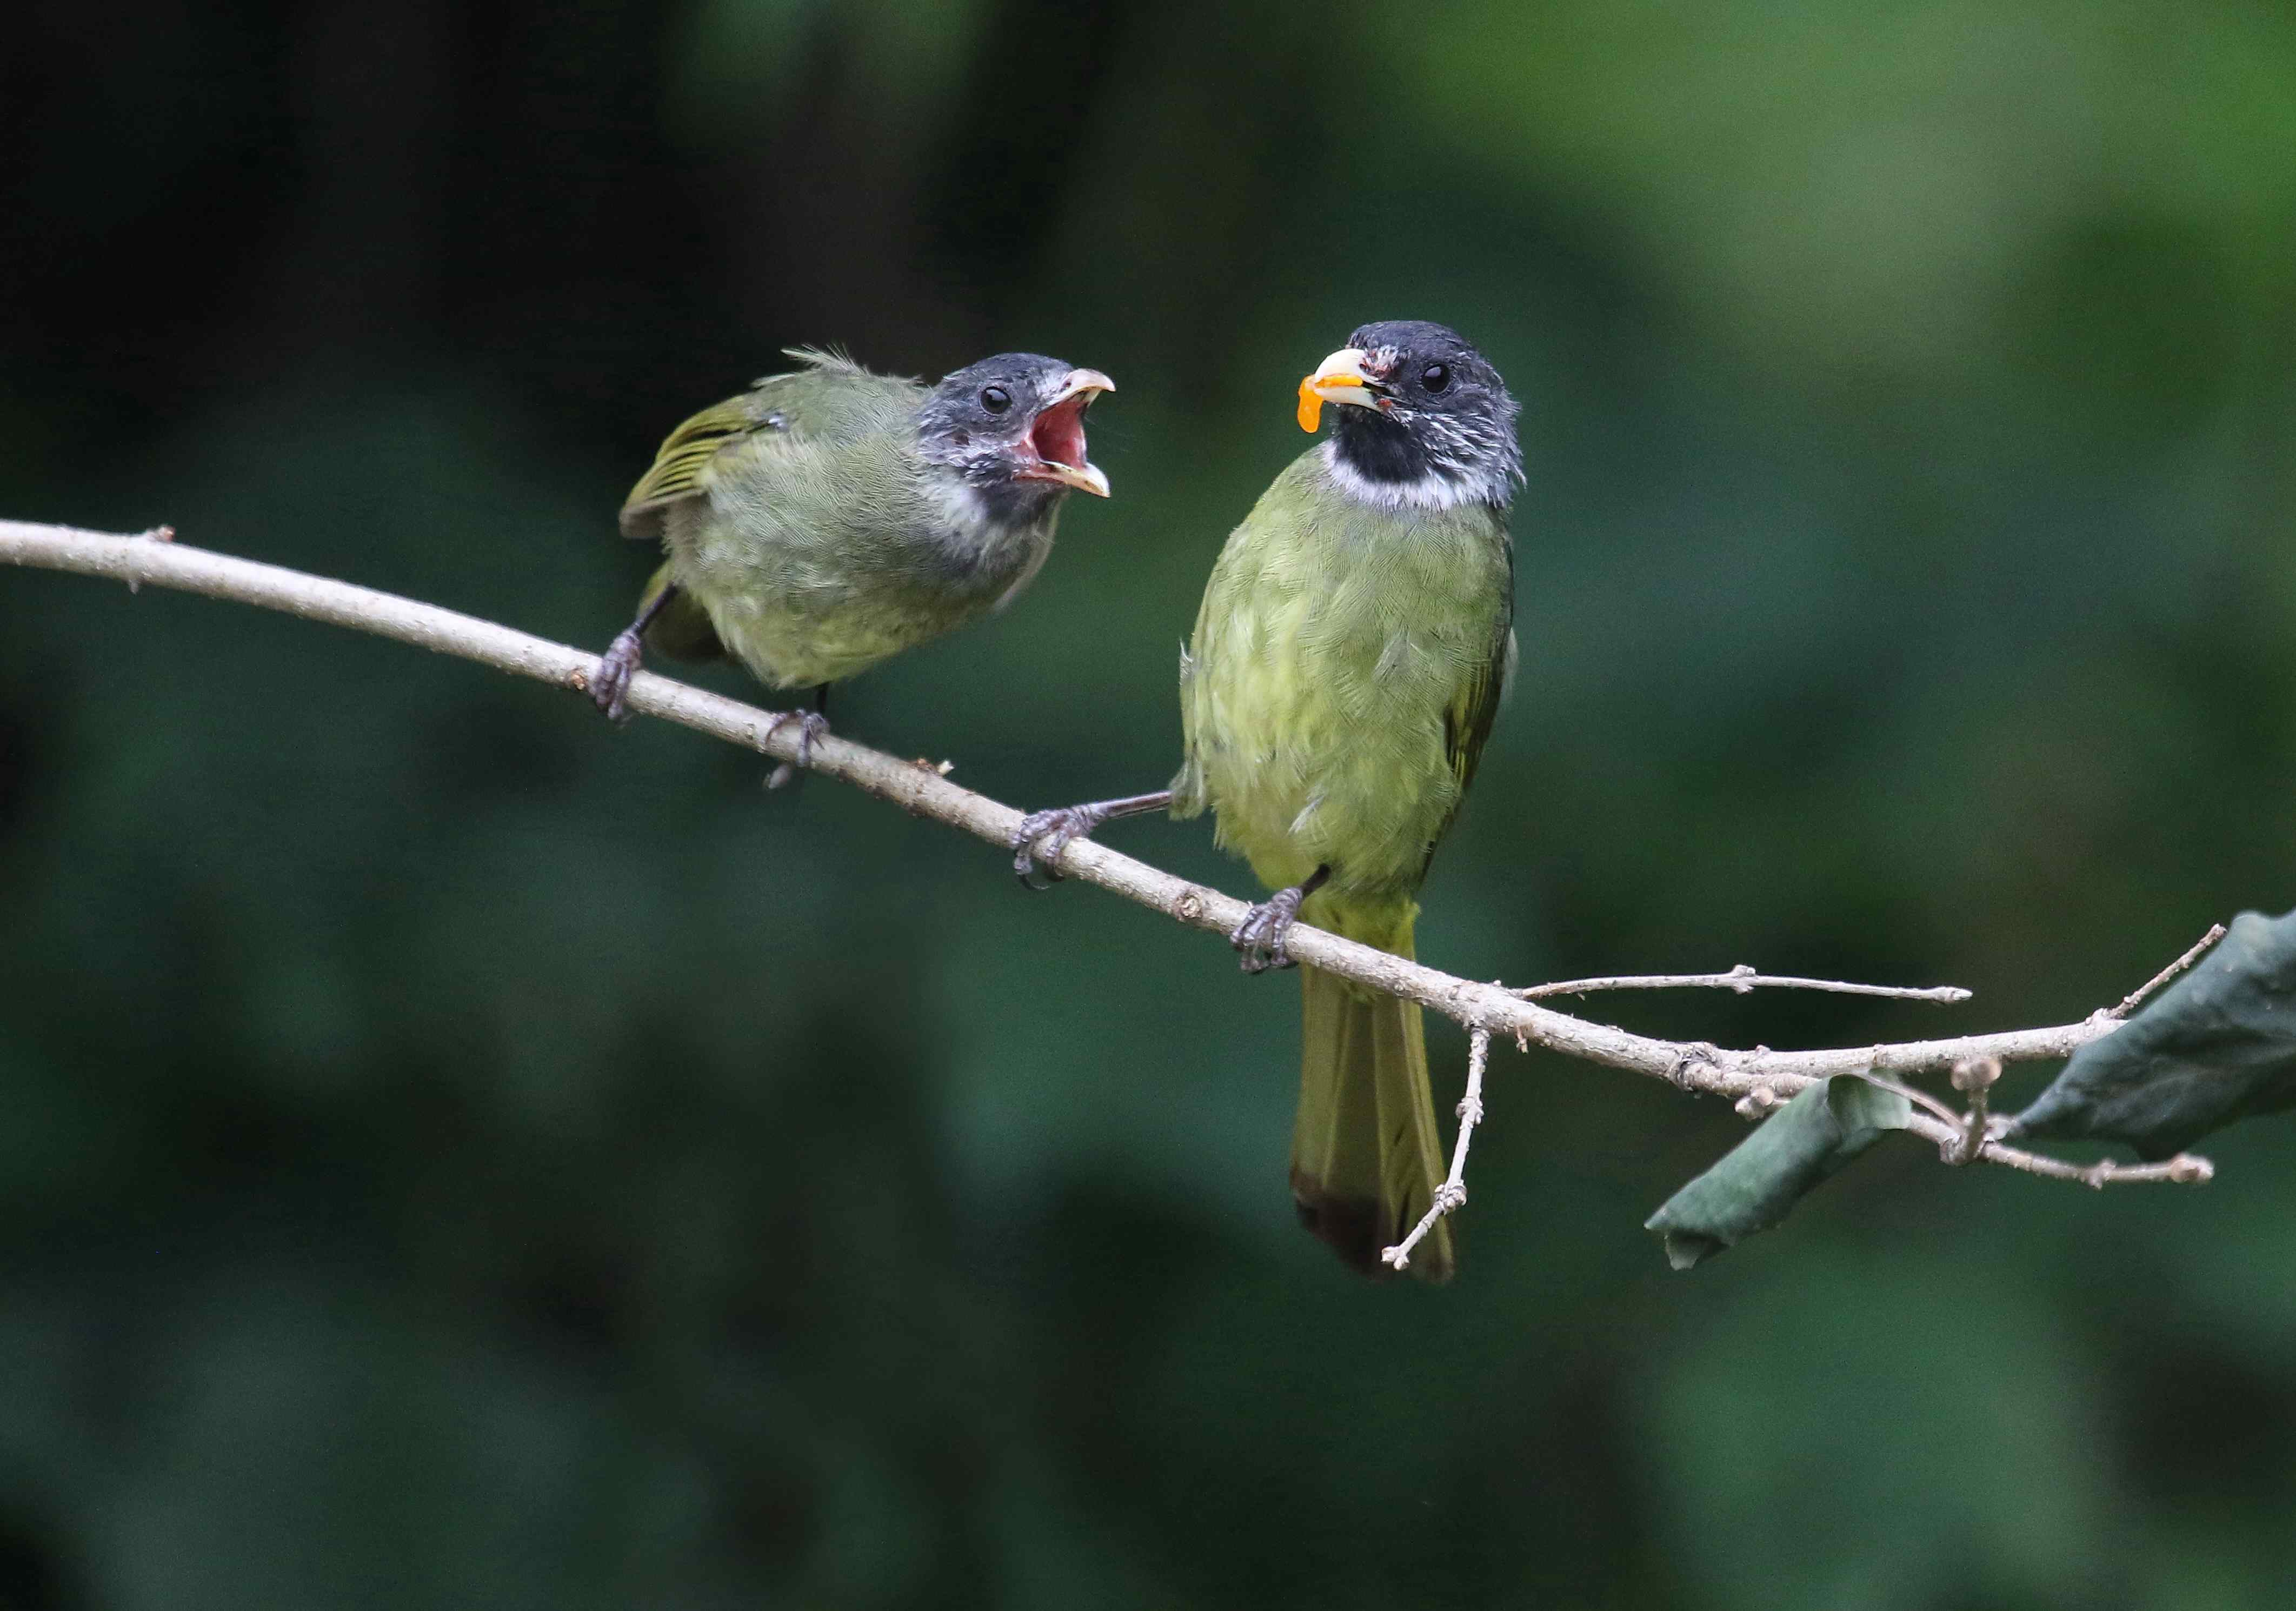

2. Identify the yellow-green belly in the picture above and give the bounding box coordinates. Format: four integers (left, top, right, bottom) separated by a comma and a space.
1173, 451, 1513, 923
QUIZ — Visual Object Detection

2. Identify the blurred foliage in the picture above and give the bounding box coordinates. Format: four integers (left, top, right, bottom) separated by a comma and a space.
5, 0, 2296, 1606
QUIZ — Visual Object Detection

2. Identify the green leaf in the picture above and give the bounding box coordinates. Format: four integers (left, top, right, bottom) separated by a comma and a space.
2006, 909, 2296, 1160
1645, 1076, 1913, 1270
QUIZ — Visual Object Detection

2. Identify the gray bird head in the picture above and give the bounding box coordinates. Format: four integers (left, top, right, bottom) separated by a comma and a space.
916, 353, 1114, 523
1300, 320, 1521, 510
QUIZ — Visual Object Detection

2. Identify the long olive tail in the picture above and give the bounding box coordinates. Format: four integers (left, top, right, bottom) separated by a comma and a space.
1290, 917, 1454, 1283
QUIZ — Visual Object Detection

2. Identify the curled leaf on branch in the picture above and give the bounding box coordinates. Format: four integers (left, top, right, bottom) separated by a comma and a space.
2008, 910, 2296, 1160
1645, 1077, 1913, 1270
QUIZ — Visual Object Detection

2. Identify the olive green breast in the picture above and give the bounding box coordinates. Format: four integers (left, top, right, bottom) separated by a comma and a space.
1172, 449, 1515, 903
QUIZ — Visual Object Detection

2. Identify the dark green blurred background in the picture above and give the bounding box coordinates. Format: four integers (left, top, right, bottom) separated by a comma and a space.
5, 2, 2296, 1606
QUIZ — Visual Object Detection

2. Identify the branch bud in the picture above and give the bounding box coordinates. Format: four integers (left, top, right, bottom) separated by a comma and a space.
1951, 1056, 2001, 1094
1733, 1086, 1780, 1120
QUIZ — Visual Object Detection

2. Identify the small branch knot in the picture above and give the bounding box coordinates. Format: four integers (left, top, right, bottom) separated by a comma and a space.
1668, 1042, 1725, 1090
1432, 1181, 1467, 1213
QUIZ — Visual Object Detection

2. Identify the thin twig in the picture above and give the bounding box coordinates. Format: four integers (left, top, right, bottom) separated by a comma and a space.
1383, 1027, 1490, 1272
1945, 1057, 2000, 1166
1842, 1066, 1966, 1129
0, 519, 2213, 1191
1520, 963, 1970, 1003
2105, 924, 2226, 1018
1902, 1110, 2212, 1187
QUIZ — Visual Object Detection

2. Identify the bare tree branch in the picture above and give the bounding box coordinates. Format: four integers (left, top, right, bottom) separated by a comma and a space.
0, 518, 2216, 1191
1383, 1026, 1490, 1273
2105, 923, 2226, 1017
1520, 963, 1971, 1003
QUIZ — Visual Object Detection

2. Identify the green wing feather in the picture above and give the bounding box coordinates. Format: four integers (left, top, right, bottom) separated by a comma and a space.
617, 396, 771, 539
1443, 615, 1514, 797
616, 348, 918, 540
1436, 552, 1517, 859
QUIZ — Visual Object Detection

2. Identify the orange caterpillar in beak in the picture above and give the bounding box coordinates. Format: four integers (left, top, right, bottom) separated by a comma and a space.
1296, 377, 1324, 433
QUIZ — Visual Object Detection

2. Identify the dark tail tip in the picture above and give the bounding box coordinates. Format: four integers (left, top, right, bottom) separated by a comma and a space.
1290, 1171, 1390, 1277
1289, 1168, 1452, 1283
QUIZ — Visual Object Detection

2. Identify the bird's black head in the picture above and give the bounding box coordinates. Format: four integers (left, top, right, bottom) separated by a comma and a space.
1299, 319, 1521, 509
916, 353, 1114, 524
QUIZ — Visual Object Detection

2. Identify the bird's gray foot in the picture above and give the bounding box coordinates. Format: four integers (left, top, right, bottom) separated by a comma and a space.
591, 628, 644, 723
1230, 864, 1331, 974
1011, 804, 1109, 889
763, 709, 831, 790
593, 582, 683, 725
1232, 888, 1310, 974
1009, 790, 1174, 890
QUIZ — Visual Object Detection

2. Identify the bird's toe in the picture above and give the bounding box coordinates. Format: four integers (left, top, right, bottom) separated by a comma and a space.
764, 710, 833, 790
1011, 806, 1088, 889
590, 630, 643, 724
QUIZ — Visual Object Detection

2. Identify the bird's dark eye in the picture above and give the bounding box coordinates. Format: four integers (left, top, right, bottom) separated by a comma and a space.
981, 385, 1012, 414
1421, 363, 1450, 394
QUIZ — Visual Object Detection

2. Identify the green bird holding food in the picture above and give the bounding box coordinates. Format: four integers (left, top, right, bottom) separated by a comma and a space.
593, 347, 1114, 779
1014, 320, 1520, 1282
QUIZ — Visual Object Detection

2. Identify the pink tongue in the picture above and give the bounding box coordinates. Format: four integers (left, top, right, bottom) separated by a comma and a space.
1031, 397, 1088, 468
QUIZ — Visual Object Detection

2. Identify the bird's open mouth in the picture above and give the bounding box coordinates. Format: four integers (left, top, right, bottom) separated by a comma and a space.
1021, 369, 1114, 496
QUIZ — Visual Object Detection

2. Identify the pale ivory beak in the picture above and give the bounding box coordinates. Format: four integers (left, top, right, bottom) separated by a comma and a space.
1046, 461, 1112, 498
1296, 348, 1379, 431
1029, 369, 1115, 497
1053, 368, 1116, 404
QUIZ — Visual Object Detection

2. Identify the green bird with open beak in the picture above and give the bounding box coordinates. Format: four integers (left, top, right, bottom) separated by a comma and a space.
592, 348, 1114, 779
1013, 321, 1519, 1282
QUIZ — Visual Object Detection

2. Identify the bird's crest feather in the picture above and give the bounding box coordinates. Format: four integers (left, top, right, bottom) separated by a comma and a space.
770, 344, 914, 385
